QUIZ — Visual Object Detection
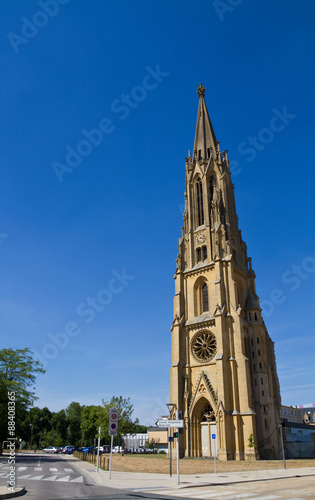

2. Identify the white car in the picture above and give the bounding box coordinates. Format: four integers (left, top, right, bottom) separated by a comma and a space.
42, 446, 59, 453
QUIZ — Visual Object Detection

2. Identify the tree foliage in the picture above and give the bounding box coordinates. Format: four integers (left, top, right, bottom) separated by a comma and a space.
0, 348, 45, 448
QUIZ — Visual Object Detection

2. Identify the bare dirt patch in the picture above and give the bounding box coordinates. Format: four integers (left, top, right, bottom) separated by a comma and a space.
110, 455, 315, 474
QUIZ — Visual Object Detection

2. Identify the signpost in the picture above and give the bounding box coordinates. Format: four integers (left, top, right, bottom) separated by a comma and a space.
109, 409, 119, 479
156, 419, 184, 428
156, 417, 184, 484
96, 427, 101, 472
212, 434, 216, 474
176, 410, 180, 485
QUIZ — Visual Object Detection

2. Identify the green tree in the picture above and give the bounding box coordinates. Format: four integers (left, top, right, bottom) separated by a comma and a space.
0, 348, 45, 451
101, 396, 137, 444
81, 405, 103, 445
66, 402, 82, 446
247, 433, 255, 460
21, 406, 52, 449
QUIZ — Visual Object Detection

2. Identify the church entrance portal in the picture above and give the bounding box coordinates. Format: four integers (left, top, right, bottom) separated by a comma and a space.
191, 398, 216, 457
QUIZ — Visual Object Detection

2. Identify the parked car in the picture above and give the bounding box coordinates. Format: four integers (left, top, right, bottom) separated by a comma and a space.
42, 446, 60, 453
62, 445, 76, 454
112, 446, 123, 454
81, 446, 96, 454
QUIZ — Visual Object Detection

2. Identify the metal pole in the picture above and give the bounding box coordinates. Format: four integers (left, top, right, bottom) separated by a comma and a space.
109, 435, 114, 479
176, 410, 180, 485
169, 428, 172, 477
167, 427, 172, 477
96, 427, 101, 472
213, 437, 216, 474
279, 425, 286, 469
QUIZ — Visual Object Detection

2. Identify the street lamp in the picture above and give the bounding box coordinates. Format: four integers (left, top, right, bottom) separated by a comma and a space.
279, 423, 286, 469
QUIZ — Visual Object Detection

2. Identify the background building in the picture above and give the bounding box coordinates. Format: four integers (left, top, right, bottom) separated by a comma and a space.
170, 85, 281, 460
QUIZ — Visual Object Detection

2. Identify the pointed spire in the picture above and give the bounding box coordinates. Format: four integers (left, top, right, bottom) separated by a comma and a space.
194, 84, 217, 160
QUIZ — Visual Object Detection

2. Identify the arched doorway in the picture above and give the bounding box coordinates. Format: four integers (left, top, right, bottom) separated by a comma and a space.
191, 397, 217, 457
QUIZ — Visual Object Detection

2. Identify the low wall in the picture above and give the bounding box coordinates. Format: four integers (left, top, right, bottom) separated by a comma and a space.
73, 451, 110, 470
284, 442, 315, 459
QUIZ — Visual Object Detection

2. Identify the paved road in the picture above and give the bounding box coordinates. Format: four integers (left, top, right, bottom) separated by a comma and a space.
147, 475, 315, 499
0, 453, 177, 499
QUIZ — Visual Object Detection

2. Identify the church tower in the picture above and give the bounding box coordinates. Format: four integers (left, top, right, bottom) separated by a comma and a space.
170, 85, 281, 460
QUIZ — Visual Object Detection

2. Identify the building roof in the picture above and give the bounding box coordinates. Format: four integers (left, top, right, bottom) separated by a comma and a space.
193, 84, 217, 159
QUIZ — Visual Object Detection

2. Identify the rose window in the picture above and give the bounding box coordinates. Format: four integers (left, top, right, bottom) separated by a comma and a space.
191, 331, 216, 363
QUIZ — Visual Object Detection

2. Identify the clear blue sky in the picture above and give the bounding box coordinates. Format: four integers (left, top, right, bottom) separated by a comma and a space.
1, 0, 314, 425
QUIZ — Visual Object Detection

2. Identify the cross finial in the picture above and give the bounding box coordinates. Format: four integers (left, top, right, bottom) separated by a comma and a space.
197, 83, 205, 98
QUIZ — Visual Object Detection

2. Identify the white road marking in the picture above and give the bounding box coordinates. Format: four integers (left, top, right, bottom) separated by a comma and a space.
34, 467, 42, 471
42, 475, 57, 481
56, 475, 71, 482
49, 468, 58, 471
64, 468, 73, 472
0, 473, 7, 477
30, 475, 44, 480
17, 474, 31, 479
17, 467, 27, 471
192, 492, 239, 498
165, 492, 237, 498
221, 495, 258, 500
254, 497, 280, 500
70, 476, 84, 483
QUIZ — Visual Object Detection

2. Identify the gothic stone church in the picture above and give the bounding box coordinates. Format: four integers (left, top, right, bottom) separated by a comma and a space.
170, 85, 281, 460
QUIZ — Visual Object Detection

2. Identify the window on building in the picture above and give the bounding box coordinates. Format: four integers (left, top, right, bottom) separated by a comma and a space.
202, 283, 209, 312
255, 379, 257, 386
203, 246, 207, 260
254, 312, 258, 321
257, 337, 260, 344
252, 352, 255, 358
249, 312, 252, 321
264, 419, 268, 427
209, 175, 216, 202
262, 390, 265, 396
197, 248, 202, 262
258, 350, 261, 356
253, 364, 256, 371
261, 377, 263, 384
251, 339, 253, 346
196, 179, 204, 226
259, 362, 262, 369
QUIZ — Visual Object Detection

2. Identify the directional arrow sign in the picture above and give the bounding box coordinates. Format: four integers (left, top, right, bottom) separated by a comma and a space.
156, 419, 184, 428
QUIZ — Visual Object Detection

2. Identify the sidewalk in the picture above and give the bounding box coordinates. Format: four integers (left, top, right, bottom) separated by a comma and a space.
60, 454, 315, 493
1, 454, 314, 498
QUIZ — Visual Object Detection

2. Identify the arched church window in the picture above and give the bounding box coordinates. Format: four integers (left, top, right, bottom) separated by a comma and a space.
196, 179, 204, 227
202, 283, 209, 312
202, 404, 216, 422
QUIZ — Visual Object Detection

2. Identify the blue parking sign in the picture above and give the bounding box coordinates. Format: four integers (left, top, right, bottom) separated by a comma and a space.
212, 434, 216, 439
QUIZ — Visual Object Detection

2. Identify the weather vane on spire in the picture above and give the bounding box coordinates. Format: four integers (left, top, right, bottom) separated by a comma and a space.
197, 83, 205, 98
